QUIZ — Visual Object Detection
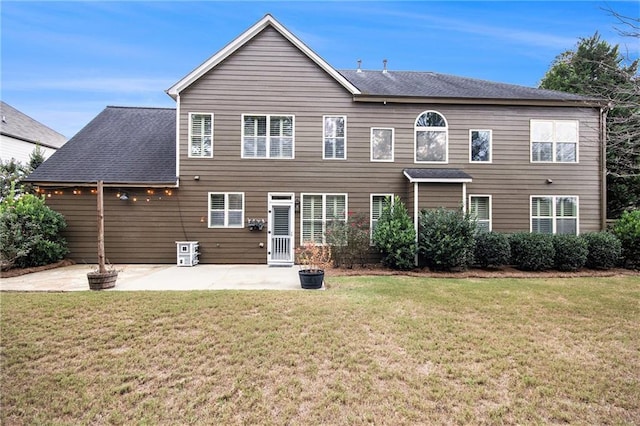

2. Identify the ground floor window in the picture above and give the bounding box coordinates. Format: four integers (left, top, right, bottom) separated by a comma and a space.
531, 195, 578, 234
208, 192, 244, 228
370, 194, 393, 244
469, 195, 491, 232
301, 193, 347, 244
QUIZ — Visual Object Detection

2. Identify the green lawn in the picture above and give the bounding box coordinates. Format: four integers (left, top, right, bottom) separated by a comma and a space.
2, 276, 639, 425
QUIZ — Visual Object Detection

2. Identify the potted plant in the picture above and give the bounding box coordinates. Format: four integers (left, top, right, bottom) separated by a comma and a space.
295, 242, 331, 289
87, 180, 117, 290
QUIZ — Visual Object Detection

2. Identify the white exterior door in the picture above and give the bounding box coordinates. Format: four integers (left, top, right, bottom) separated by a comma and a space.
268, 193, 294, 265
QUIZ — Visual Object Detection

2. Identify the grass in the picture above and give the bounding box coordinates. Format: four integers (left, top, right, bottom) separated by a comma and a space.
1, 276, 639, 425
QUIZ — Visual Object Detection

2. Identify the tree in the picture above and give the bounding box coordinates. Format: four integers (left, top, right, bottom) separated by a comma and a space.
0, 146, 47, 200
539, 32, 640, 218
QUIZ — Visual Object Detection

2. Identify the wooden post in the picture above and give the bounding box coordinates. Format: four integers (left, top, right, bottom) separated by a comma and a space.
97, 180, 106, 274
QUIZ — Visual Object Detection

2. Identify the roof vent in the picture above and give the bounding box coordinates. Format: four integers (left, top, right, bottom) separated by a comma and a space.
357, 59, 362, 73
1, 115, 6, 123
382, 59, 388, 74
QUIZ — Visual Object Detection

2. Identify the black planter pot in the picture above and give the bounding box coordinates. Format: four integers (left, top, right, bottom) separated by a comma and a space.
298, 269, 324, 289
87, 270, 118, 290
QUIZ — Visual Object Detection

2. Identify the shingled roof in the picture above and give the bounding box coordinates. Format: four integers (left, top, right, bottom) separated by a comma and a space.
340, 70, 599, 104
1, 101, 67, 149
26, 106, 176, 185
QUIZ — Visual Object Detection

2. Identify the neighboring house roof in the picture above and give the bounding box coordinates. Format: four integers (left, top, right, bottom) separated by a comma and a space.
340, 70, 601, 105
26, 106, 176, 186
0, 101, 67, 149
404, 168, 473, 183
166, 14, 361, 98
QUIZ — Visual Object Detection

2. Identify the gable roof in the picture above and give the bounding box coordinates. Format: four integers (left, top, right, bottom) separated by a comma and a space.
0, 101, 67, 149
26, 106, 176, 186
166, 14, 361, 98
340, 70, 602, 106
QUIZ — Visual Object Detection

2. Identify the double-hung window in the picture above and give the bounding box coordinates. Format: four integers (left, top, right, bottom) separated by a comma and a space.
531, 120, 578, 163
371, 128, 394, 161
323, 115, 346, 159
242, 115, 294, 158
469, 195, 492, 232
371, 194, 393, 244
415, 111, 448, 163
531, 196, 578, 234
301, 194, 347, 244
470, 130, 492, 163
189, 113, 213, 157
208, 192, 244, 228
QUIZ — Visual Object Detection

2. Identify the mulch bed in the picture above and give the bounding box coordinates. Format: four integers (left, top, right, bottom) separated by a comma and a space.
0, 259, 76, 279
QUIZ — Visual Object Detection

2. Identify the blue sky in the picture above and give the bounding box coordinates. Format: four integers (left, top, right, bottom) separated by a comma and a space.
2, 1, 638, 138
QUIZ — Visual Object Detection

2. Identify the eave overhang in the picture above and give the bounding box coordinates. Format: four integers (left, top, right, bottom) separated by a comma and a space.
166, 14, 361, 99
403, 168, 473, 183
26, 180, 179, 188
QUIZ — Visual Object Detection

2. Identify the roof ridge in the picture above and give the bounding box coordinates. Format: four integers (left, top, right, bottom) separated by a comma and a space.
106, 105, 176, 111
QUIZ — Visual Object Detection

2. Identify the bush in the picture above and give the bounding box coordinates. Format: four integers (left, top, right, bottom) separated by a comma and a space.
371, 196, 416, 270
418, 207, 476, 271
553, 234, 588, 271
326, 212, 370, 268
613, 210, 640, 269
474, 232, 511, 269
581, 232, 621, 270
509, 233, 555, 271
0, 188, 69, 269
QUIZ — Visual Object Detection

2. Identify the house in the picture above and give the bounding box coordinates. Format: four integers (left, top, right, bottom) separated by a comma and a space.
1, 101, 67, 164
26, 14, 606, 265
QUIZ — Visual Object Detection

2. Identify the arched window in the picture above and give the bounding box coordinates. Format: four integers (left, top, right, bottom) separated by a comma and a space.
415, 111, 448, 163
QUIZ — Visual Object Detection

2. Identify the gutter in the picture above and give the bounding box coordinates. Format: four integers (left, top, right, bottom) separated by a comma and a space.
352, 95, 606, 108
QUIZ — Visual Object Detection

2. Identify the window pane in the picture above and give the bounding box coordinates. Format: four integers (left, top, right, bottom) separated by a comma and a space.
191, 137, 202, 156
417, 112, 446, 127
556, 218, 577, 235
532, 218, 553, 234
228, 211, 243, 227
372, 129, 393, 160
477, 221, 490, 232
244, 116, 267, 136
324, 116, 344, 138
471, 197, 489, 220
556, 143, 576, 162
326, 195, 346, 220
532, 197, 552, 217
416, 130, 446, 162
471, 130, 490, 162
210, 211, 224, 227
531, 121, 553, 142
532, 142, 552, 161
556, 121, 577, 142
228, 194, 243, 210
556, 197, 577, 217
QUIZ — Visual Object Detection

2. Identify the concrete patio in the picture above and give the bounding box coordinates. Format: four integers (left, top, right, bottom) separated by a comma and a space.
0, 264, 306, 292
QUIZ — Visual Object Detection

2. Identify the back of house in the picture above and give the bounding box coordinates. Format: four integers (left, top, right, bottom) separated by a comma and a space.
27, 14, 605, 265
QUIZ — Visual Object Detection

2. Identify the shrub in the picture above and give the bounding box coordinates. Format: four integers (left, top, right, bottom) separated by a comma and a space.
613, 210, 640, 269
581, 232, 621, 270
326, 212, 370, 268
474, 232, 511, 269
418, 207, 476, 271
553, 234, 588, 271
509, 233, 555, 271
0, 188, 69, 269
371, 196, 416, 270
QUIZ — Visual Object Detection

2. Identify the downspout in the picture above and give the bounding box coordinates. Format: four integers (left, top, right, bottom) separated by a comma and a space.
462, 182, 467, 212
414, 181, 419, 266
175, 94, 181, 187
600, 106, 608, 230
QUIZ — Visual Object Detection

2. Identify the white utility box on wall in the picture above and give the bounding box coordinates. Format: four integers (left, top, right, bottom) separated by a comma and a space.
176, 241, 199, 266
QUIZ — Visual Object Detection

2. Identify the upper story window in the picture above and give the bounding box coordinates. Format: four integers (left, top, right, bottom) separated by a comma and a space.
469, 195, 492, 232
208, 192, 244, 228
531, 195, 578, 234
470, 130, 492, 163
371, 128, 394, 162
415, 111, 448, 163
301, 193, 347, 244
189, 113, 213, 158
531, 120, 578, 163
242, 115, 294, 159
323, 116, 346, 159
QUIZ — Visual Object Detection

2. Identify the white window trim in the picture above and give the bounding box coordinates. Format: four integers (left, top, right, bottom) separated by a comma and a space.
370, 193, 394, 245
529, 195, 579, 234
469, 129, 492, 163
414, 110, 449, 164
530, 119, 579, 164
188, 112, 214, 158
300, 193, 348, 245
322, 115, 347, 160
241, 114, 295, 159
208, 192, 245, 228
370, 127, 395, 162
468, 194, 492, 231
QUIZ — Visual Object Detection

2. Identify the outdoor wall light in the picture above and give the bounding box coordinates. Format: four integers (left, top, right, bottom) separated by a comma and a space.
119, 192, 130, 201
546, 179, 553, 184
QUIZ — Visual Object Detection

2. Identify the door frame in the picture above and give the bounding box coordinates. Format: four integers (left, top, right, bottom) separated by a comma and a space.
267, 192, 295, 265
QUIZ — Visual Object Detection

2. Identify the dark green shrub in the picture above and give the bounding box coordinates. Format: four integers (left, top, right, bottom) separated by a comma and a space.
553, 234, 588, 271
326, 212, 370, 268
0, 189, 69, 269
371, 196, 416, 270
581, 232, 621, 270
474, 232, 511, 269
418, 207, 476, 271
613, 210, 640, 269
509, 232, 555, 271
